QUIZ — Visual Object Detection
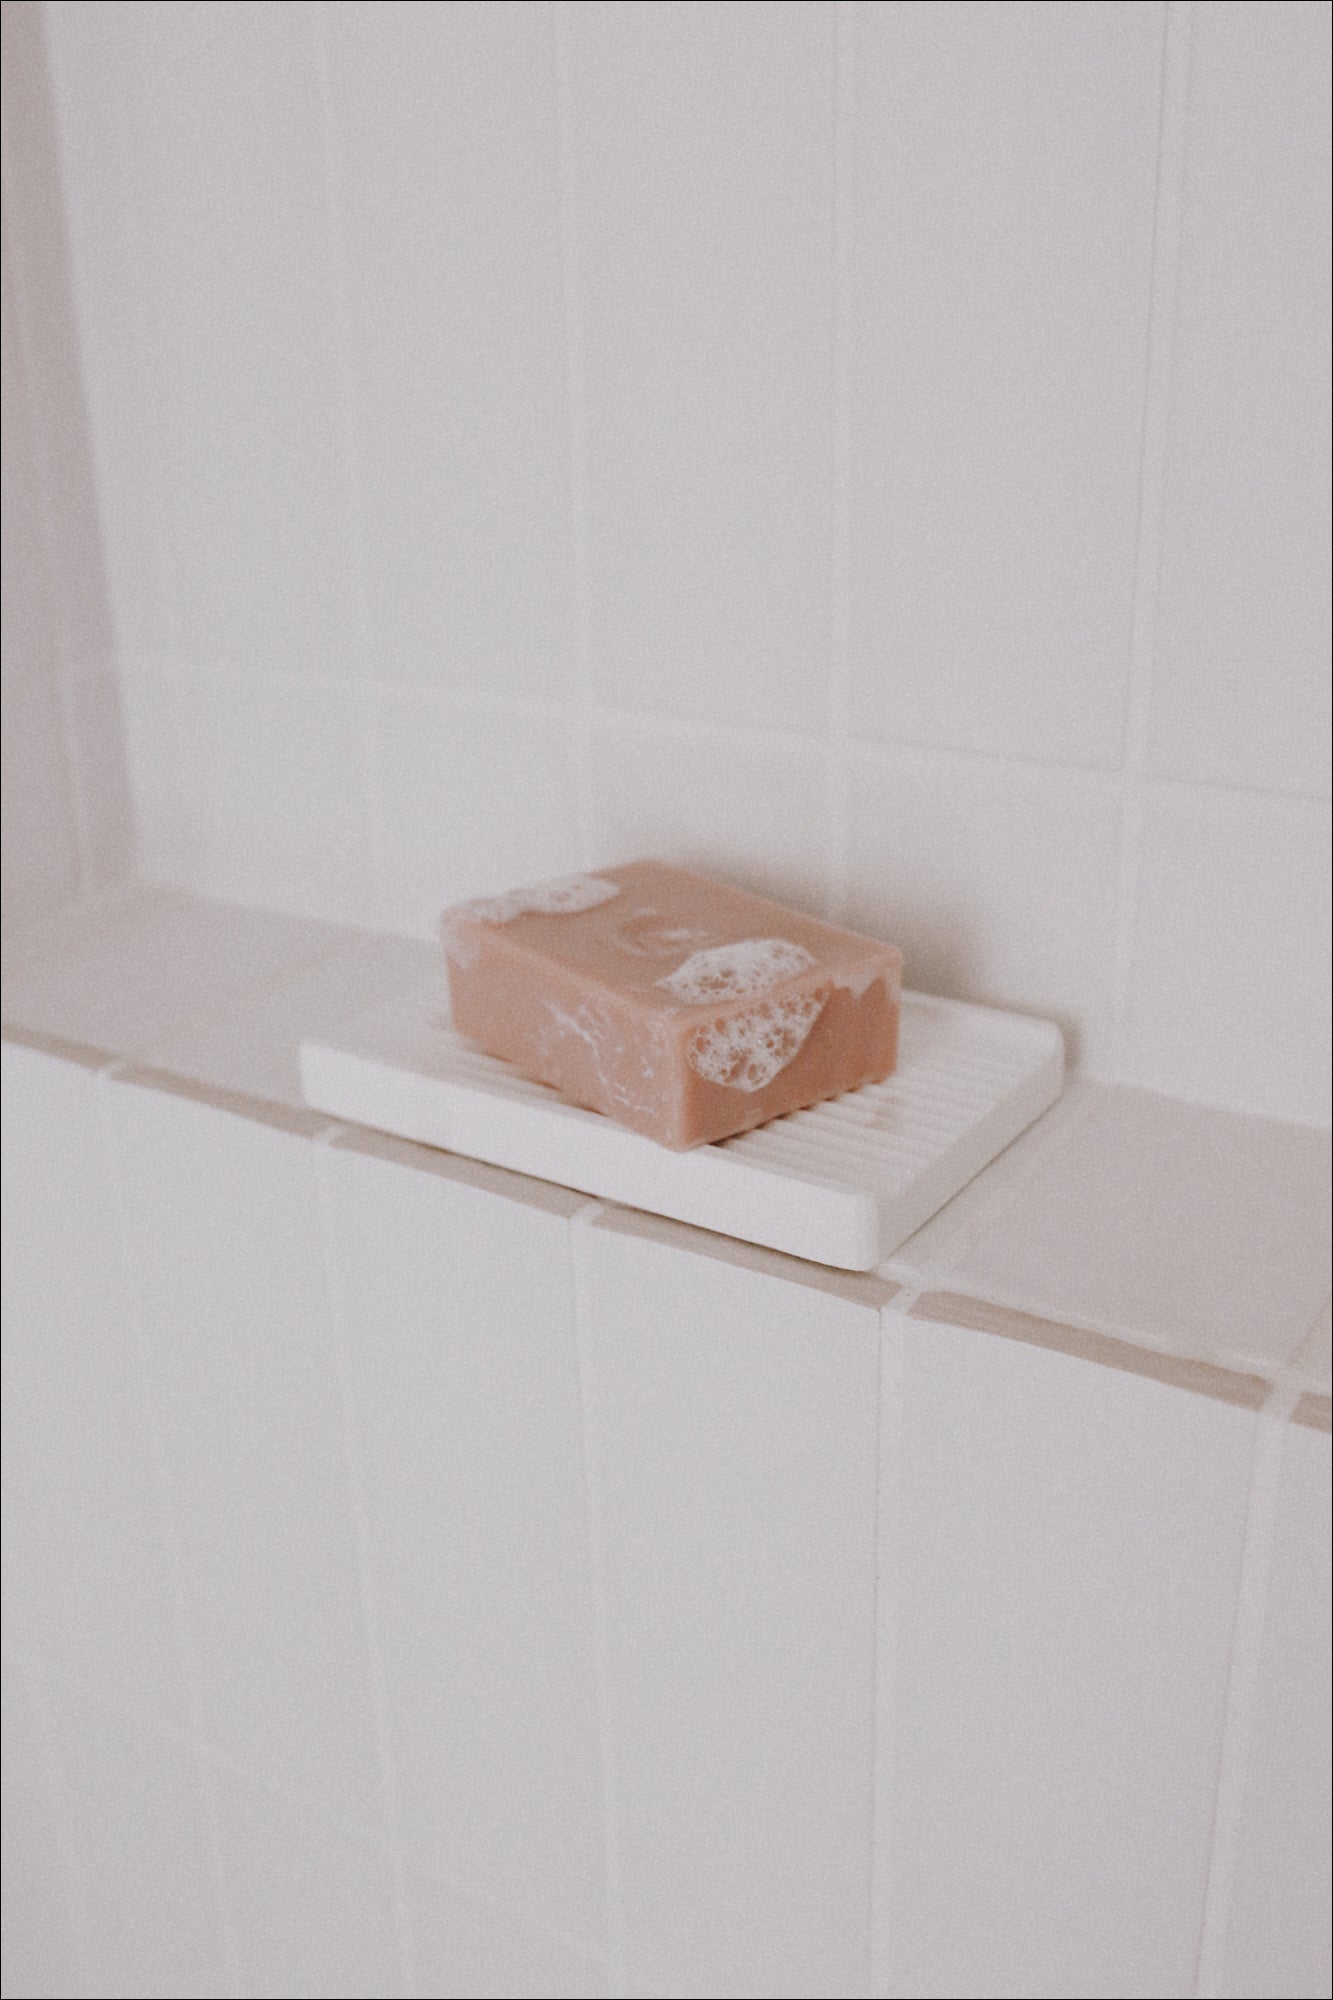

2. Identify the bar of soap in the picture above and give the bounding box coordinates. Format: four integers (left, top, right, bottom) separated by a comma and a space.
439, 861, 903, 1150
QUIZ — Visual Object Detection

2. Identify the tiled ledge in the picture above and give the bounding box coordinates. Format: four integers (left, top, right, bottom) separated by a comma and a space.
4, 882, 1329, 1429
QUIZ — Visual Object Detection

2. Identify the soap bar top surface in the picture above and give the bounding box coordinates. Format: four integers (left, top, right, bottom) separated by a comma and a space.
440, 860, 903, 1149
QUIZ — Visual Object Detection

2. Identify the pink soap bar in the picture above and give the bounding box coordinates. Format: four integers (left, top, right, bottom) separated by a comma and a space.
439, 860, 903, 1150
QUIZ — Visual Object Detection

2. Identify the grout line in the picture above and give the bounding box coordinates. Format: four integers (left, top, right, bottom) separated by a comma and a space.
90, 1066, 244, 1995
313, 1, 387, 931
867, 1299, 902, 1999
567, 1204, 629, 1990
553, 0, 598, 870
1107, 0, 1193, 1075
824, 0, 857, 926
311, 1132, 419, 1999
1194, 1364, 1303, 1998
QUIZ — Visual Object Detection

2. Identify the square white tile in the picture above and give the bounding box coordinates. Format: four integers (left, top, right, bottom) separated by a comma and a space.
114, 2, 355, 677
410, 1877, 607, 2000
373, 688, 580, 937
1220, 1423, 1332, 1999
0, 1041, 184, 1716
572, 0, 835, 731
587, 718, 830, 915
948, 1084, 1331, 1379
37, 1675, 231, 2000
330, 0, 574, 702
322, 1136, 604, 1945
212, 1765, 404, 2000
1124, 786, 1332, 1125
106, 1074, 383, 1828
581, 1211, 880, 1999
850, 0, 1160, 768
886, 1311, 1255, 1999
847, 750, 1122, 1066
127, 665, 375, 925
1152, 0, 1332, 798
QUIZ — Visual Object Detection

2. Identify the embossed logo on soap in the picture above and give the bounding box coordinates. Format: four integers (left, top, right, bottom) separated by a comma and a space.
611, 910, 715, 960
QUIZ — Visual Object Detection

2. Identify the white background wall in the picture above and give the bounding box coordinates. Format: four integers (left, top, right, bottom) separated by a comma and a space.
7, 0, 1332, 1127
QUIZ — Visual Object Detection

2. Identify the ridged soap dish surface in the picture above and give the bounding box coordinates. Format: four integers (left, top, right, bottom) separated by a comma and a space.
300, 980, 1063, 1271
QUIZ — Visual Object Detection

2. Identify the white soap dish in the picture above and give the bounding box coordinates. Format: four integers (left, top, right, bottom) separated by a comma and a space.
300, 978, 1063, 1272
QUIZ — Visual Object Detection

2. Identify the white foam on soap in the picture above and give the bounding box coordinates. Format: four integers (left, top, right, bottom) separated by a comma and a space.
657, 937, 815, 1006
441, 874, 620, 962
686, 992, 825, 1092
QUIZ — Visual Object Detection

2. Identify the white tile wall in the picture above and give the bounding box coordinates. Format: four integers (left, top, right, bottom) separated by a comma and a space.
105, 1075, 384, 1826
328, 1, 574, 702
211, 1764, 404, 2000
373, 686, 581, 935
320, 1131, 604, 1944
112, 1, 355, 679
2, 2, 132, 950
3, 1006, 1329, 1999
846, 750, 1123, 1066
885, 1309, 1256, 2000
35, 1673, 232, 2000
0, 1661, 79, 2000
1124, 786, 1332, 1124
1220, 1421, 1332, 2000
121, 663, 376, 924
571, 0, 836, 734
23, 0, 1329, 1124
579, 1211, 881, 1999
409, 1877, 607, 2000
1153, 1, 1332, 799
0, 1041, 185, 1717
851, 0, 1162, 771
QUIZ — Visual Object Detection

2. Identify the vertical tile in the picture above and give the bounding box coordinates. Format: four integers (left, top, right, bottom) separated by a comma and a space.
1124, 785, 1331, 1124
324, 1138, 603, 1945
373, 687, 580, 936
582, 1213, 880, 1999
117, 2, 355, 675
1, 211, 80, 936
42, 1, 166, 660
330, 2, 573, 700
851, 2, 1161, 766
0, 0, 114, 673
0, 1042, 184, 1716
38, 1675, 230, 2000
410, 1878, 607, 2000
887, 1312, 1254, 1999
846, 750, 1122, 1066
124, 665, 374, 925
1153, 1, 1332, 797
106, 1077, 382, 1829
212, 1766, 403, 2000
587, 718, 830, 912
1, 1662, 80, 2000
572, 1, 835, 730
1221, 1423, 1332, 1999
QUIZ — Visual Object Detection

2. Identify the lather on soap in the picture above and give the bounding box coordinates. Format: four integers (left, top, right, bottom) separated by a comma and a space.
439, 860, 903, 1150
